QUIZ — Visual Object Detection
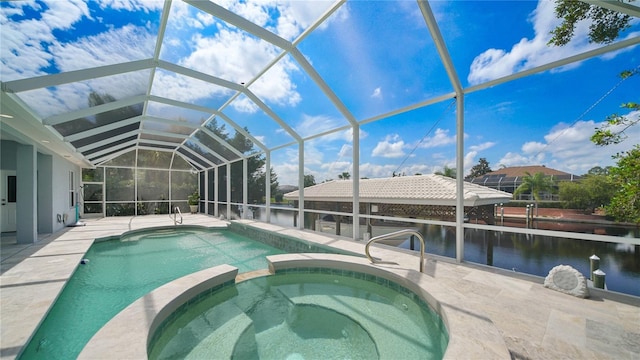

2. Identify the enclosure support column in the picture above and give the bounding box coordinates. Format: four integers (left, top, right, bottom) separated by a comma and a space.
242, 158, 248, 219
455, 95, 465, 262
204, 170, 209, 215
226, 163, 231, 220
16, 144, 37, 244
297, 141, 304, 230
352, 123, 360, 240
419, 0, 464, 262
265, 151, 271, 223
214, 167, 219, 218
134, 149, 138, 216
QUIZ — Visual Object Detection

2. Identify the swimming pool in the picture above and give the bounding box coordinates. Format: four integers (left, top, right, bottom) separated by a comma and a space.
148, 270, 449, 359
19, 227, 287, 360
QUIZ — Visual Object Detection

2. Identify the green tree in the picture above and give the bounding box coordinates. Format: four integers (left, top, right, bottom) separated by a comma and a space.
550, 0, 639, 223
304, 174, 316, 187
199, 120, 277, 204
606, 145, 640, 224
587, 166, 612, 176
548, 0, 633, 46
513, 172, 556, 202
559, 175, 614, 213
435, 165, 456, 179
466, 157, 492, 180
338, 172, 351, 180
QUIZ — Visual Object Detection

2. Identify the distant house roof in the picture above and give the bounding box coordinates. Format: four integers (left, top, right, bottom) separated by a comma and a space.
483, 165, 575, 178
284, 174, 512, 207
469, 165, 581, 186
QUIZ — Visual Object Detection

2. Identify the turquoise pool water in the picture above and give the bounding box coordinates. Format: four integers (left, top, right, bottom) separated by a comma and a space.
19, 228, 285, 360
149, 271, 448, 360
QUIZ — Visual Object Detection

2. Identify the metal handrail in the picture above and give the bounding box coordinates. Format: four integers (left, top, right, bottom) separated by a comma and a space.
172, 206, 183, 225
365, 229, 425, 273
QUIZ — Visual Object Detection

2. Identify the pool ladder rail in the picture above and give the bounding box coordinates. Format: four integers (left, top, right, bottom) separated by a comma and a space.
365, 229, 425, 273
172, 206, 183, 225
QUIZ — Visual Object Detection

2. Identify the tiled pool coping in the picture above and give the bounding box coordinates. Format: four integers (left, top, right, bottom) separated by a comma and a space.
80, 254, 510, 359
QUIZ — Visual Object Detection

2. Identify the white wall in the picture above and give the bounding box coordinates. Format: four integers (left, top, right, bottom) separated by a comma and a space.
50, 155, 81, 232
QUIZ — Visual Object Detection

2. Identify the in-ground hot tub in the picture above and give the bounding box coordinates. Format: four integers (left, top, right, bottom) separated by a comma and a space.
148, 267, 448, 359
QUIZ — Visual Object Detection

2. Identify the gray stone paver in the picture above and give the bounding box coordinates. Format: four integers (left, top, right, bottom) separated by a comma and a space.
1, 215, 639, 359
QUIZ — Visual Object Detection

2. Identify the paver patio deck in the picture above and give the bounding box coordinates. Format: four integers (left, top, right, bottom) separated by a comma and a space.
1, 215, 638, 359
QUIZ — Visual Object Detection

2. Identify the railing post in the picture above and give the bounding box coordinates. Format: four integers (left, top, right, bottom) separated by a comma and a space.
593, 269, 606, 289
589, 254, 600, 280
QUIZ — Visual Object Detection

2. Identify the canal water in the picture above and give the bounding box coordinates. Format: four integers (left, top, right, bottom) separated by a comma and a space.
252, 208, 639, 297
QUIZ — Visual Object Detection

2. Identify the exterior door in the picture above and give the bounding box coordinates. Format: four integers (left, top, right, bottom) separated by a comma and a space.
0, 170, 17, 232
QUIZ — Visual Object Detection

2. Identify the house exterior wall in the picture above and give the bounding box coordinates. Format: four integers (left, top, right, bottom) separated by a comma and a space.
1, 140, 18, 170
51, 154, 81, 231
1, 139, 81, 236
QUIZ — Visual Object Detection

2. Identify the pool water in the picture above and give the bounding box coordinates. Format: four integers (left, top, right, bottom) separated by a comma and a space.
149, 272, 448, 360
19, 228, 285, 360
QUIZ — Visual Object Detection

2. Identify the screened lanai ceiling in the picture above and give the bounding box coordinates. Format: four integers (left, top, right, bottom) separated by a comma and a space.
1, 0, 639, 172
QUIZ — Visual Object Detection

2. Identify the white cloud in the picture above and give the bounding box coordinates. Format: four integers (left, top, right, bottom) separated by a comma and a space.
521, 141, 547, 155
417, 128, 456, 148
176, 27, 301, 113
254, 135, 266, 145
51, 24, 156, 72
467, 0, 632, 85
152, 70, 232, 105
464, 141, 496, 175
498, 112, 640, 174
98, 0, 162, 12
469, 141, 496, 152
211, 1, 337, 41
272, 162, 299, 185
296, 118, 368, 148
359, 163, 400, 178
371, 87, 382, 99
338, 144, 352, 158
372, 134, 405, 158
0, 0, 93, 80
196, 11, 215, 26
275, 1, 337, 40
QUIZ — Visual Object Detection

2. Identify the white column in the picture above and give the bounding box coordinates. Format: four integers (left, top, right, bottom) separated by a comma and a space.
214, 167, 219, 218
243, 158, 248, 219
298, 141, 304, 230
16, 144, 37, 243
352, 123, 360, 240
226, 164, 231, 219
455, 95, 465, 262
265, 151, 271, 223
204, 169, 209, 215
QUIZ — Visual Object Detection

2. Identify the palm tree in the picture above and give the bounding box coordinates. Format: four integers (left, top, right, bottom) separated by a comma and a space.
514, 171, 556, 203
435, 165, 456, 179
338, 172, 351, 180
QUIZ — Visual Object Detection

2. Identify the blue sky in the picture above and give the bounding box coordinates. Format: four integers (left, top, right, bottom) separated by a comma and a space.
1, 0, 639, 185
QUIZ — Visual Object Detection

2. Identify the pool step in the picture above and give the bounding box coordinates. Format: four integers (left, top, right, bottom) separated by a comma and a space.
283, 294, 440, 359
184, 304, 254, 359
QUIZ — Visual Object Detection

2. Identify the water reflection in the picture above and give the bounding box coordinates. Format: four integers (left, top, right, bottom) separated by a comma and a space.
251, 207, 639, 297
